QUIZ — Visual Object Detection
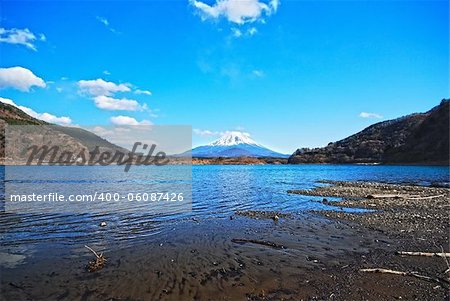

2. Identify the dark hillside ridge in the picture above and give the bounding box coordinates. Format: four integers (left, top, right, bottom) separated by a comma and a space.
289, 99, 449, 165
0, 102, 127, 161
0, 102, 45, 125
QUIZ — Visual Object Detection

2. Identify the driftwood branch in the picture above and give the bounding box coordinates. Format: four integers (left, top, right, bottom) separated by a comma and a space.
366, 194, 445, 200
396, 251, 450, 258
360, 268, 449, 287
397, 247, 450, 279
85, 245, 101, 258
440, 246, 450, 275
406, 194, 445, 200
231, 238, 286, 249
84, 245, 107, 272
367, 194, 403, 199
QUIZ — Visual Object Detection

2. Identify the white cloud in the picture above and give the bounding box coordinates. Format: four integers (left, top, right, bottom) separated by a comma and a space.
89, 125, 161, 151
94, 95, 145, 111
78, 78, 130, 97
90, 126, 112, 136
103, 70, 111, 75
231, 28, 242, 37
96, 16, 118, 34
194, 129, 254, 139
0, 97, 72, 125
96, 16, 109, 26
135, 89, 152, 96
78, 78, 152, 112
247, 27, 257, 35
0, 28, 45, 51
35, 112, 72, 125
359, 112, 383, 119
193, 128, 223, 137
1, 97, 18, 107
190, 0, 279, 24
89, 126, 135, 140
0, 66, 46, 92
110, 115, 152, 126
252, 69, 264, 77
231, 26, 257, 38
270, 0, 279, 11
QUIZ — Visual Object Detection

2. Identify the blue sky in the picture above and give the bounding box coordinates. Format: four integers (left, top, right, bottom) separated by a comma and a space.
0, 0, 448, 153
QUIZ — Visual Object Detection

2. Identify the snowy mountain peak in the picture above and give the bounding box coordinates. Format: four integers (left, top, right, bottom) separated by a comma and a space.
187, 131, 288, 158
209, 131, 259, 146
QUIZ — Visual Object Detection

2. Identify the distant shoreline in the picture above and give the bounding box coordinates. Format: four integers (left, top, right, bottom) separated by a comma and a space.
0, 158, 448, 166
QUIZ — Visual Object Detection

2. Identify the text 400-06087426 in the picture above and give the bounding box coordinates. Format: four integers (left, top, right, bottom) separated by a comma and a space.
8, 192, 185, 202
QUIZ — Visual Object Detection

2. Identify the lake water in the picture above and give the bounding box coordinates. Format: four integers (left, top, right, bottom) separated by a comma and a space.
1, 164, 449, 300
0, 164, 448, 248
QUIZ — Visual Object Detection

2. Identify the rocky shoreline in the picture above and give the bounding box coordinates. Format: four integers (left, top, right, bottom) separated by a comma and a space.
289, 180, 449, 248
289, 180, 450, 299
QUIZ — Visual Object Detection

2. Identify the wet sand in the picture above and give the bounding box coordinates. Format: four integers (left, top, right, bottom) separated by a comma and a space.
292, 180, 450, 300
1, 180, 449, 300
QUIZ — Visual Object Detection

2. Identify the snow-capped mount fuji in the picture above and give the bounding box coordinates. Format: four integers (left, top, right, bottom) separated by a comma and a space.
190, 131, 288, 158
209, 131, 260, 147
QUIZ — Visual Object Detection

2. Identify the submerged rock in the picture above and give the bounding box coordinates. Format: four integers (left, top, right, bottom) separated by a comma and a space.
235, 210, 289, 220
